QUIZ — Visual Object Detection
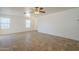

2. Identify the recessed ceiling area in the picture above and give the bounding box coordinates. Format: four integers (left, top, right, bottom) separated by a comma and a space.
0, 7, 76, 16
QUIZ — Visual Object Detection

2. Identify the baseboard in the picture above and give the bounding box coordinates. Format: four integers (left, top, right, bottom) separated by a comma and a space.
38, 31, 79, 41
0, 30, 38, 35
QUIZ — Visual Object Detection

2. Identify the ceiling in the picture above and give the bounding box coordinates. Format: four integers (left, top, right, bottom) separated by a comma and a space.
0, 7, 76, 16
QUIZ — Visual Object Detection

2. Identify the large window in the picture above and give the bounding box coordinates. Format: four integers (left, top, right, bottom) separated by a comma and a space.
26, 20, 31, 28
0, 17, 10, 29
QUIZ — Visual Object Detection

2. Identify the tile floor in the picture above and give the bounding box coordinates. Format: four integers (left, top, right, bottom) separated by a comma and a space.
0, 31, 79, 51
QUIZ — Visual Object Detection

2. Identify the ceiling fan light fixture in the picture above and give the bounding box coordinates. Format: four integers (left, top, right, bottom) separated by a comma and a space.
34, 11, 40, 15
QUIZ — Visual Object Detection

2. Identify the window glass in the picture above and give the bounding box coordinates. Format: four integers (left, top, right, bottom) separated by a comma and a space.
0, 17, 10, 29
26, 20, 31, 28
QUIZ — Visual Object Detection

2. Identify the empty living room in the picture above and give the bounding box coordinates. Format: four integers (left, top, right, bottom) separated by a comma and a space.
0, 7, 79, 51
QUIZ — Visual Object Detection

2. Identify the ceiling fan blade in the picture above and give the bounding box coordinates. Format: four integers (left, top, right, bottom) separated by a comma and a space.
40, 11, 46, 13
40, 7, 44, 10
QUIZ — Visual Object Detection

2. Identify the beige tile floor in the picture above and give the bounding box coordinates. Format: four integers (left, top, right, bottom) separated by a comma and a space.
0, 31, 79, 51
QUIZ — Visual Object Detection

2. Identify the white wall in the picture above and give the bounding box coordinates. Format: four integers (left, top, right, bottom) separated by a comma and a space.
38, 8, 79, 41
0, 14, 37, 34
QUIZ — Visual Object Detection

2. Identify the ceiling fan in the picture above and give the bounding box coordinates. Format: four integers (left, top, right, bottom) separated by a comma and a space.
24, 7, 46, 18
34, 7, 46, 14
24, 7, 46, 15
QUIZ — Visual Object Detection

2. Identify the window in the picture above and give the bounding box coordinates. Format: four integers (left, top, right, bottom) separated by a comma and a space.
26, 20, 31, 28
0, 17, 10, 29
